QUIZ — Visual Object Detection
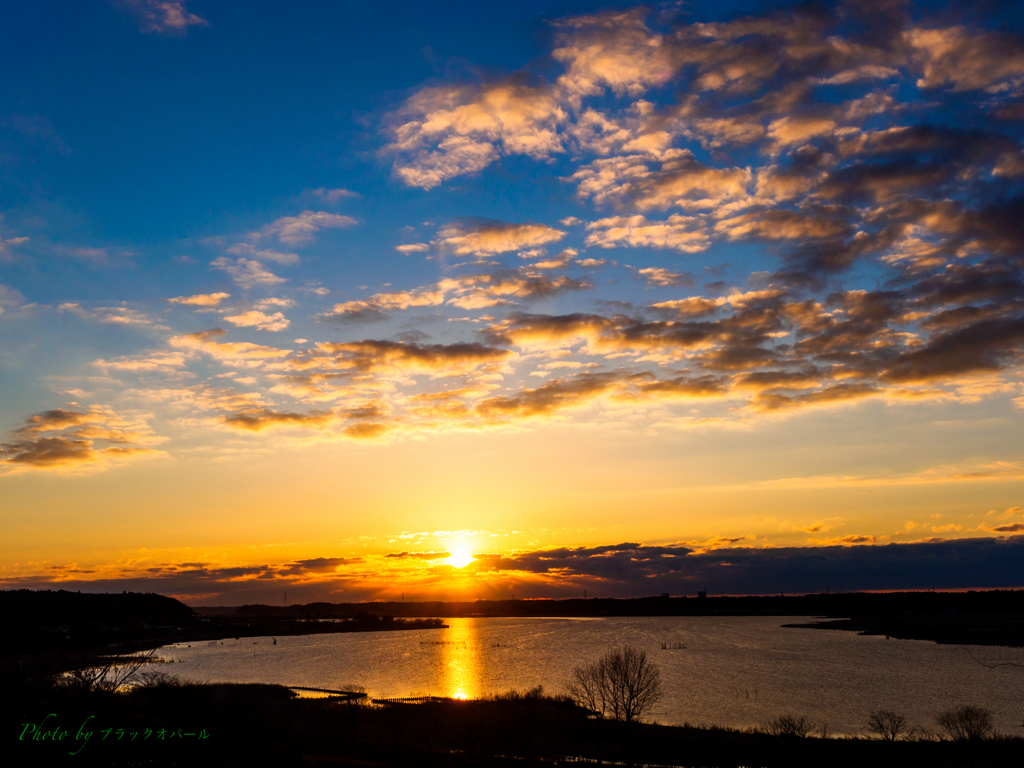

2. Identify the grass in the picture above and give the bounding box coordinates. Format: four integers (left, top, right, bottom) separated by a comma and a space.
3, 675, 1022, 768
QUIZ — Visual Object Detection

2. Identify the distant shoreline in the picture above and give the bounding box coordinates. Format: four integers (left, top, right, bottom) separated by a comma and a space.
189, 590, 1024, 648
5, 589, 1024, 663
147, 614, 447, 649
783, 616, 1024, 648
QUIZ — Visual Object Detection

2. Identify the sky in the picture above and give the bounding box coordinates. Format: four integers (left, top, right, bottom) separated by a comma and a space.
1, 0, 1023, 605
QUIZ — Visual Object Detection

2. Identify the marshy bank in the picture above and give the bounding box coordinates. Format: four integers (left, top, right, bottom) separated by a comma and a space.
4, 680, 1022, 768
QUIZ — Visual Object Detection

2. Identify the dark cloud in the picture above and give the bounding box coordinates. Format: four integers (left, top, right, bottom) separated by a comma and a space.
15, 409, 95, 435
0, 557, 367, 604
881, 315, 1024, 383
342, 422, 392, 440
480, 536, 1024, 596
1, 436, 95, 466
750, 382, 879, 412
629, 374, 728, 399
994, 102, 1024, 121
734, 370, 823, 391
317, 303, 389, 324
1, 407, 162, 471
910, 260, 1024, 309
337, 402, 390, 421
385, 551, 451, 560
316, 339, 512, 375
717, 209, 853, 242
395, 330, 431, 344
473, 266, 1022, 412
222, 408, 336, 432
277, 557, 363, 576
477, 372, 624, 419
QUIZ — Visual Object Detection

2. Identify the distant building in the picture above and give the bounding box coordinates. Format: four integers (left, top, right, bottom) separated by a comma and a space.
698, 588, 706, 599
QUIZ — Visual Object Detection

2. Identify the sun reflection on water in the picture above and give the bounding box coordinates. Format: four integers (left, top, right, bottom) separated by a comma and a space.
441, 618, 479, 700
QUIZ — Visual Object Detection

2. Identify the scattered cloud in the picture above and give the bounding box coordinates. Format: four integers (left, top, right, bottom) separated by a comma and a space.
166, 292, 230, 307
223, 310, 290, 332
306, 187, 359, 203
224, 242, 300, 265
210, 257, 286, 288
93, 351, 187, 372
906, 26, 1024, 93
117, 0, 208, 36
984, 523, 1024, 533
0, 114, 71, 154
222, 408, 337, 432
436, 220, 565, 257
57, 303, 156, 327
586, 215, 709, 253
319, 267, 590, 323
258, 211, 357, 246
311, 339, 513, 377
0, 284, 28, 315
169, 328, 292, 361
635, 267, 694, 287
0, 406, 166, 473
387, 82, 566, 189
396, 243, 430, 254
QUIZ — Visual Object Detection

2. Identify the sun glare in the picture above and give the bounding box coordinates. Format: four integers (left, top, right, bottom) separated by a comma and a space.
447, 547, 475, 568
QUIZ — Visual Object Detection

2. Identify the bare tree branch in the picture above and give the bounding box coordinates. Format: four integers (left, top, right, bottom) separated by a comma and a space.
565, 645, 662, 723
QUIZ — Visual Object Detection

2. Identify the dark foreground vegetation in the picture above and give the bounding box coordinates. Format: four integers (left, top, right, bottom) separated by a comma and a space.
3, 679, 1022, 768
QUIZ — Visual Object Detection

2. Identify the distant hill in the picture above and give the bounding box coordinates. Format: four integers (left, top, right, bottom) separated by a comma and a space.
1, 589, 194, 629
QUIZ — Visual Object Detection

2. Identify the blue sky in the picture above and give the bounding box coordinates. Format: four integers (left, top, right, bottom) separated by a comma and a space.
1, 0, 1023, 603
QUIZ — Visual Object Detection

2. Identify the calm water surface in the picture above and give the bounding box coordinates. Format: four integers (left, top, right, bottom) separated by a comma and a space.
157, 617, 1024, 735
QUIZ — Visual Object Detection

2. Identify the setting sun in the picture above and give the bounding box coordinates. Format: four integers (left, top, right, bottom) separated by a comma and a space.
447, 548, 475, 569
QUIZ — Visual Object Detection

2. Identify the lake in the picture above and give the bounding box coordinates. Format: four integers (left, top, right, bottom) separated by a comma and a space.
156, 616, 1024, 736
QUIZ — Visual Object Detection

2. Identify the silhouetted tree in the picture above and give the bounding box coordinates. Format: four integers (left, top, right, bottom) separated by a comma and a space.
58, 649, 156, 693
761, 714, 813, 738
867, 709, 908, 741
566, 645, 662, 723
936, 706, 993, 741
